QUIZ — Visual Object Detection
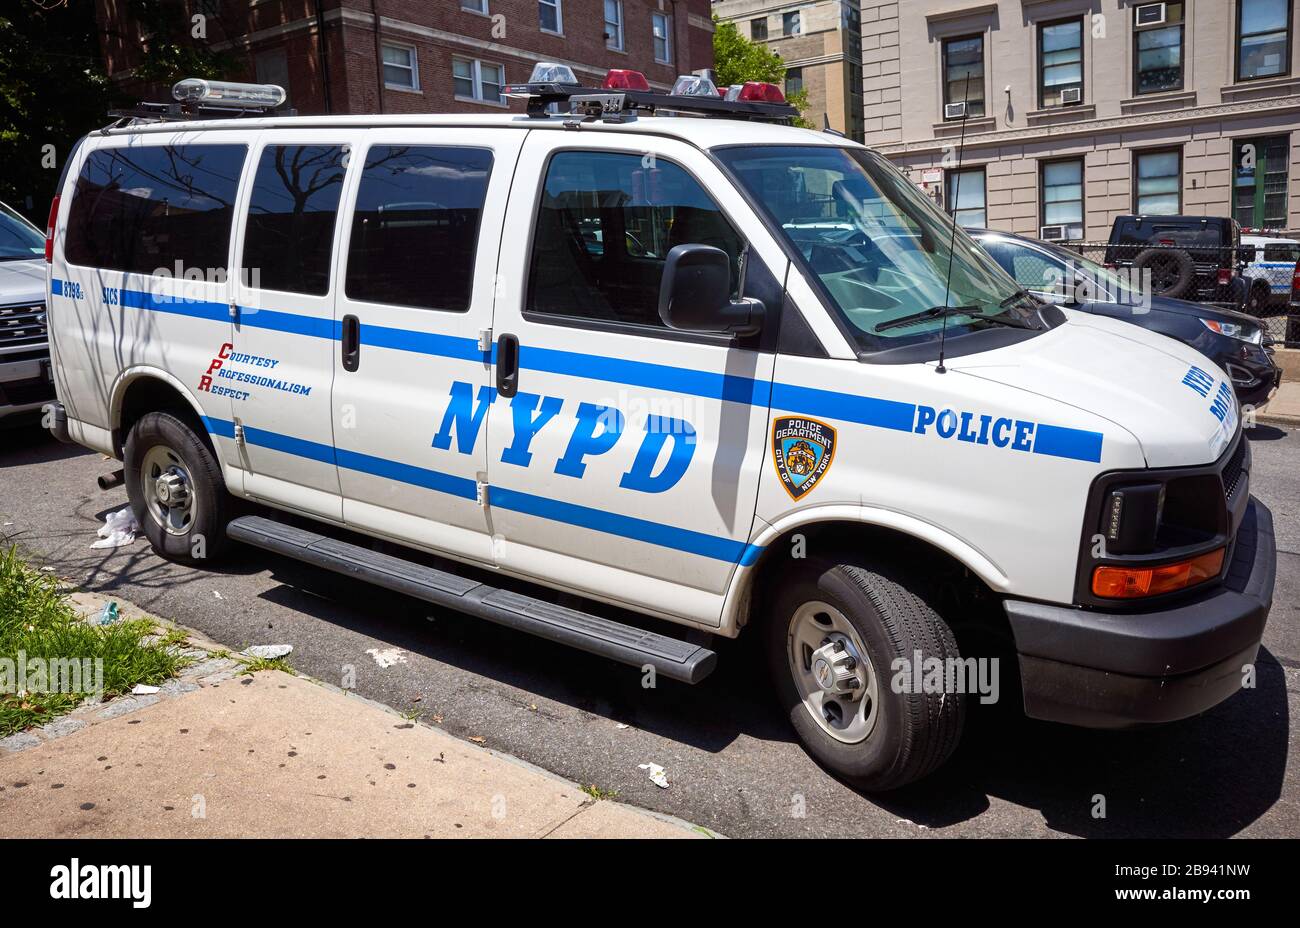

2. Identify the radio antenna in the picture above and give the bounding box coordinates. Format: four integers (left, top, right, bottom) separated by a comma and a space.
936, 70, 973, 375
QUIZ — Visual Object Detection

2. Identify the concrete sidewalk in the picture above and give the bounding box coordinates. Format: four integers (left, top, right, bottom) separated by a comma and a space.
1257, 380, 1300, 428
0, 598, 712, 839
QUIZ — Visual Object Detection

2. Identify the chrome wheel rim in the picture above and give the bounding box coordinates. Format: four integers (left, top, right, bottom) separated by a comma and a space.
787, 600, 879, 744
140, 444, 196, 536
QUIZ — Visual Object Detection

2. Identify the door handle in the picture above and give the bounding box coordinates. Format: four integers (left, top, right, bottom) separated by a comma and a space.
341, 314, 360, 372
496, 332, 519, 398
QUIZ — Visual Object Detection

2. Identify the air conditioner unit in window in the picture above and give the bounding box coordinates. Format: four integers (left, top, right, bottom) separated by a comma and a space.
1040, 225, 1068, 242
944, 101, 967, 120
1135, 2, 1167, 27
1060, 87, 1082, 105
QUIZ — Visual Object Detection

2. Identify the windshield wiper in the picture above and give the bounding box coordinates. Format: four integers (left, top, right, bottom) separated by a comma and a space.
999, 289, 1038, 309
874, 304, 981, 333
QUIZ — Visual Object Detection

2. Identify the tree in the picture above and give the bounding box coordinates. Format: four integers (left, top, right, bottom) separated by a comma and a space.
712, 16, 813, 129
0, 1, 113, 220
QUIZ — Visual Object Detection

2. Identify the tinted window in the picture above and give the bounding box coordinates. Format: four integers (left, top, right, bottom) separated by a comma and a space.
0, 203, 43, 260
527, 151, 742, 329
66, 144, 246, 275
345, 146, 492, 311
242, 145, 347, 296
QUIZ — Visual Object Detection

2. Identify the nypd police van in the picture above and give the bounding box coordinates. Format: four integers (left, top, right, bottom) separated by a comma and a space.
42, 73, 1275, 790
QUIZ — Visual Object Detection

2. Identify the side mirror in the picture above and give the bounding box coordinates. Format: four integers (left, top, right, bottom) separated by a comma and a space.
658, 244, 763, 336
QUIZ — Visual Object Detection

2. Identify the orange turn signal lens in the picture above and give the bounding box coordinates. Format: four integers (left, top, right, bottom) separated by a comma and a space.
1091, 548, 1225, 599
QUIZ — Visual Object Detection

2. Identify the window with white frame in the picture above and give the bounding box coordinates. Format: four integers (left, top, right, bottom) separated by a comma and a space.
382, 44, 418, 90
453, 58, 504, 104
461, 0, 488, 13
946, 167, 987, 228
1041, 159, 1084, 240
652, 12, 672, 63
539, 0, 562, 34
605, 0, 624, 50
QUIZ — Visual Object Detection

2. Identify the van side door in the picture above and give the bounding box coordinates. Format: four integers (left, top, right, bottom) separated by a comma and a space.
229, 130, 363, 520
483, 133, 781, 626
330, 130, 523, 564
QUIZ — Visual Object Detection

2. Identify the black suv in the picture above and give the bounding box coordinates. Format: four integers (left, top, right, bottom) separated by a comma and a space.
1104, 215, 1246, 308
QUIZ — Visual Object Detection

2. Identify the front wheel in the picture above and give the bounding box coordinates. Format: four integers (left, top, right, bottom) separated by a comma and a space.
124, 411, 231, 564
766, 558, 965, 790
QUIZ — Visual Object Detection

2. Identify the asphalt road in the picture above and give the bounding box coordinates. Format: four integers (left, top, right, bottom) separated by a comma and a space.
2, 420, 1296, 838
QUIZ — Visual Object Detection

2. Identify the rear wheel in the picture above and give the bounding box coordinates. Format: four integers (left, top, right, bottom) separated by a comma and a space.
124, 411, 231, 564
766, 558, 965, 791
1244, 281, 1271, 316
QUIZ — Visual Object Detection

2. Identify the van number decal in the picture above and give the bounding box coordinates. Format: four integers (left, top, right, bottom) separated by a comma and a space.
772, 417, 837, 501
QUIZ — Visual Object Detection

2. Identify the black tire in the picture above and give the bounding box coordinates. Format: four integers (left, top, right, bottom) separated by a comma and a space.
1244, 282, 1271, 317
124, 410, 231, 564
1133, 247, 1196, 299
765, 558, 965, 791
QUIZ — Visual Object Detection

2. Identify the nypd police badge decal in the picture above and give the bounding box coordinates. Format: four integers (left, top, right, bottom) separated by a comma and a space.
772, 416, 836, 500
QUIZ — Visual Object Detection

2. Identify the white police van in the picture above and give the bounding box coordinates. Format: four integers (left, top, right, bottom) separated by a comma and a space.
43, 73, 1274, 790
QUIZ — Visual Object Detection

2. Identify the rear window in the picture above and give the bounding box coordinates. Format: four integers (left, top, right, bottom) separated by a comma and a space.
65, 144, 247, 276
1262, 243, 1299, 262
344, 145, 493, 312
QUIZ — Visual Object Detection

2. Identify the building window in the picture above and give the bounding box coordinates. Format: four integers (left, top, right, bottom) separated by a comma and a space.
382, 44, 418, 90
1233, 135, 1290, 227
783, 11, 802, 37
946, 167, 987, 228
254, 48, 290, 103
461, 0, 488, 13
1134, 2, 1184, 94
942, 35, 985, 118
1041, 159, 1084, 240
539, 0, 562, 34
1039, 18, 1083, 107
785, 67, 804, 97
604, 0, 624, 50
1135, 148, 1182, 215
1237, 0, 1292, 81
751, 17, 768, 41
346, 147, 493, 312
453, 58, 504, 104
652, 12, 672, 63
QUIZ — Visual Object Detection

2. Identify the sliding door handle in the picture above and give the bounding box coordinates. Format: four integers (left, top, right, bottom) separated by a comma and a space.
496, 333, 519, 398
341, 314, 360, 372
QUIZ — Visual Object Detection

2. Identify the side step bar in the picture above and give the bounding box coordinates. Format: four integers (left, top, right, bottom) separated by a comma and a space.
227, 515, 717, 684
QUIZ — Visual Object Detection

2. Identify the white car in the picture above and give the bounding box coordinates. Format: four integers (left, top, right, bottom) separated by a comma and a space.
42, 73, 1275, 790
0, 200, 52, 420
1240, 231, 1299, 314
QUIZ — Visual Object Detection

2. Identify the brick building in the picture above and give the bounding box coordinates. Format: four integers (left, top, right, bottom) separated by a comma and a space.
95, 0, 715, 116
861, 0, 1300, 240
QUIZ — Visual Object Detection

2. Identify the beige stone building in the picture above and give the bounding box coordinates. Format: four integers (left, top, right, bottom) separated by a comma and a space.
714, 1, 866, 140
861, 0, 1300, 240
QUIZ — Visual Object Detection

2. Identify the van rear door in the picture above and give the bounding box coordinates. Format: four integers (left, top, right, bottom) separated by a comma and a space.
229, 130, 364, 520
329, 129, 523, 564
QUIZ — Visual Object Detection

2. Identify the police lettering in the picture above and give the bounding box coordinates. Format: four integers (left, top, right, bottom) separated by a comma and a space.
913, 404, 1034, 451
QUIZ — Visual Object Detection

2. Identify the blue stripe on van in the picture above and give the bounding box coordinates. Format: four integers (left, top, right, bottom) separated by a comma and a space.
50, 279, 63, 296
770, 382, 917, 432
201, 416, 758, 564
1032, 423, 1104, 464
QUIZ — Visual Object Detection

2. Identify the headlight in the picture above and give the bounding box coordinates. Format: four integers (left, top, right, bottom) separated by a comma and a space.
1201, 318, 1264, 344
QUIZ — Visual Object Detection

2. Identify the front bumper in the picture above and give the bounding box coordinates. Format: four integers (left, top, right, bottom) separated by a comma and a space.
0, 355, 55, 419
1003, 498, 1275, 729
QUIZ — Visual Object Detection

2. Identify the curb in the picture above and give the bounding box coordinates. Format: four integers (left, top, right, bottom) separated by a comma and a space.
1, 585, 724, 839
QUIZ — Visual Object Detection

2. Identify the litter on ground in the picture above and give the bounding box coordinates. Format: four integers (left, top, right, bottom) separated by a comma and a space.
638, 763, 670, 789
365, 647, 408, 668
91, 507, 139, 549
244, 644, 293, 659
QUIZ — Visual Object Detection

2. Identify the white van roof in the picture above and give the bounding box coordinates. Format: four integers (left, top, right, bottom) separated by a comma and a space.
93, 112, 851, 152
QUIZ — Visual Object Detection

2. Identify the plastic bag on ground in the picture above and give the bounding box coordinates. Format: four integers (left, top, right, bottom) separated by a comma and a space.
91, 507, 139, 549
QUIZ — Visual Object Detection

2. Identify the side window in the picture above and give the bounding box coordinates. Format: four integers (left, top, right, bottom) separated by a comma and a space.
981, 241, 1060, 293
65, 144, 247, 276
526, 150, 743, 329
242, 145, 347, 296
345, 145, 493, 311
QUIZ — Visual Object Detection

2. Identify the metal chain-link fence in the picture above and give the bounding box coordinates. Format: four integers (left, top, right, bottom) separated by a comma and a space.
1058, 242, 1299, 347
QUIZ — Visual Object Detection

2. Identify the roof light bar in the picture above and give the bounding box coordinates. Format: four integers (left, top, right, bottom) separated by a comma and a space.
671, 74, 720, 97
602, 69, 651, 91
725, 82, 787, 104
528, 62, 579, 85
172, 79, 286, 109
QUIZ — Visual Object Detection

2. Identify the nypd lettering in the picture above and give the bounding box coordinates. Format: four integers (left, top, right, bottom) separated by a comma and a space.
432, 380, 698, 494
772, 416, 836, 500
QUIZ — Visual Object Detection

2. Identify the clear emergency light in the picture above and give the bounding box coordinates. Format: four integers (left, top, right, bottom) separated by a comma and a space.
526, 62, 579, 85
671, 74, 720, 97
172, 79, 286, 109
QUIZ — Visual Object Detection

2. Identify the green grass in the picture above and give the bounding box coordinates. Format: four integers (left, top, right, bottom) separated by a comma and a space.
236, 656, 295, 676
0, 547, 189, 736
580, 784, 619, 801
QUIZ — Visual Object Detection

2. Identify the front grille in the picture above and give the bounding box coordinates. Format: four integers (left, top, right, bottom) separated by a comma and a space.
0, 302, 47, 348
1221, 436, 1248, 502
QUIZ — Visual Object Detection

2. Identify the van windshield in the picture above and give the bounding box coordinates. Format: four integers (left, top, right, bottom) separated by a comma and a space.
0, 203, 44, 260
714, 146, 1040, 352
